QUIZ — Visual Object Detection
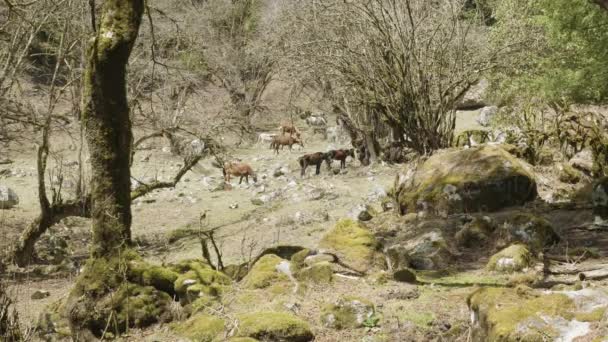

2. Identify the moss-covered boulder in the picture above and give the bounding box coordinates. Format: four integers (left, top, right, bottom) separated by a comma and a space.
455, 216, 496, 248
64, 251, 176, 338
235, 312, 313, 341
487, 244, 533, 273
321, 297, 376, 329
241, 254, 290, 289
468, 287, 608, 341
396, 145, 537, 215
289, 248, 312, 274
172, 314, 225, 342
319, 219, 380, 273
393, 268, 417, 283
296, 262, 333, 283
37, 300, 71, 340
129, 260, 179, 296
386, 230, 453, 270
559, 163, 582, 184
171, 259, 232, 305
503, 214, 560, 251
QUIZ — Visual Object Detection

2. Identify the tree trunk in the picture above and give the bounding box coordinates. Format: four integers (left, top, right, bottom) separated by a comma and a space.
595, 0, 608, 12
81, 0, 143, 257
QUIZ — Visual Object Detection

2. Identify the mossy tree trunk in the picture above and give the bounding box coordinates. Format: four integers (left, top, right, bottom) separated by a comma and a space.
82, 0, 143, 258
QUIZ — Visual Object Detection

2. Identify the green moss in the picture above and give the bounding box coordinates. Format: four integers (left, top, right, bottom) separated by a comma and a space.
398, 311, 435, 329
455, 217, 495, 248
223, 263, 250, 281
487, 244, 534, 273
235, 312, 313, 341
242, 254, 289, 289
171, 314, 225, 342
296, 262, 333, 283
321, 297, 375, 329
129, 261, 179, 295
108, 283, 172, 329
396, 145, 537, 215
559, 163, 582, 184
575, 307, 606, 322
171, 259, 231, 305
505, 214, 560, 251
290, 248, 311, 273
63, 248, 192, 337
468, 287, 575, 341
166, 227, 198, 243
319, 219, 379, 273
227, 338, 259, 342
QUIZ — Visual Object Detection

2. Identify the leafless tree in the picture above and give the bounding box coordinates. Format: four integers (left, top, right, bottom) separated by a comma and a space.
284, 0, 509, 156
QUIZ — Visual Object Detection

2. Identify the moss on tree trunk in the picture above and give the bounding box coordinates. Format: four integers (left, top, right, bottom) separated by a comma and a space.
82, 0, 143, 258
64, 0, 144, 337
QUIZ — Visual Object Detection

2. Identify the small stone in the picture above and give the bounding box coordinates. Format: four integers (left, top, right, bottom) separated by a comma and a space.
393, 268, 417, 283
31, 290, 50, 300
229, 203, 239, 209
0, 186, 19, 209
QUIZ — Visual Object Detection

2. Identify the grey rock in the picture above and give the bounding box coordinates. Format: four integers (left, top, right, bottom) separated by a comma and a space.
0, 186, 19, 209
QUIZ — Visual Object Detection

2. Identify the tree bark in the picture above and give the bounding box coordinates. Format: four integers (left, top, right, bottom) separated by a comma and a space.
81, 0, 143, 258
594, 0, 608, 12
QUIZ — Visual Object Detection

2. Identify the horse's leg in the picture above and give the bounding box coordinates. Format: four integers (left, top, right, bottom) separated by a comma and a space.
245, 175, 249, 184
315, 162, 321, 175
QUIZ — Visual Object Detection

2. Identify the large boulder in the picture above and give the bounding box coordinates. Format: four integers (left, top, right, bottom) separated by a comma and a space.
396, 145, 537, 216
457, 79, 489, 109
318, 219, 380, 273
235, 312, 314, 342
321, 297, 376, 329
0, 186, 19, 209
469, 287, 608, 341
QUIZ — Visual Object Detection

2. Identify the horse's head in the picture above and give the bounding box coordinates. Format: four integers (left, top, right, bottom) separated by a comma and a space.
348, 148, 355, 158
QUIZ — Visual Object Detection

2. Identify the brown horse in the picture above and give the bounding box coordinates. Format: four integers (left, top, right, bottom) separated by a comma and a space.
270, 135, 303, 154
328, 148, 355, 169
223, 161, 257, 184
298, 152, 332, 176
279, 124, 301, 138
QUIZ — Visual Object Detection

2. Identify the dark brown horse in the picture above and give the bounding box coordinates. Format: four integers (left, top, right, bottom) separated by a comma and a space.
328, 148, 355, 169
298, 152, 332, 176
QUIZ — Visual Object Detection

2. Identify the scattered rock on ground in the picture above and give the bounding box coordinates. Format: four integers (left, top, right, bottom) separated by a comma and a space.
592, 177, 608, 224
487, 244, 533, 273
392, 268, 417, 283
171, 314, 225, 342
455, 216, 496, 248
319, 219, 380, 273
476, 106, 498, 126
386, 230, 453, 270
321, 297, 376, 329
570, 149, 593, 174
503, 213, 560, 251
242, 254, 290, 289
235, 311, 314, 342
31, 290, 50, 300
0, 186, 19, 209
